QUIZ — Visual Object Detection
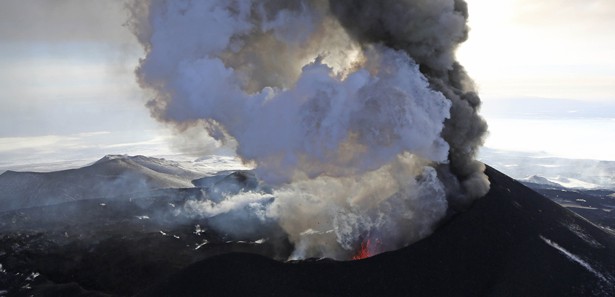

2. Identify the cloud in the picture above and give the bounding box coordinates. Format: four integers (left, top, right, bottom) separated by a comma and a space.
0, 0, 134, 44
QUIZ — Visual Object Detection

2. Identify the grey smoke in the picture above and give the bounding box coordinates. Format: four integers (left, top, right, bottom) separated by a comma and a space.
329, 0, 489, 202
128, 0, 489, 260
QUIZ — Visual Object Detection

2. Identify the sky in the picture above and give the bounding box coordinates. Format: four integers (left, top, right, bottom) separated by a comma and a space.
459, 0, 615, 161
0, 1, 176, 169
0, 0, 614, 171
459, 0, 615, 101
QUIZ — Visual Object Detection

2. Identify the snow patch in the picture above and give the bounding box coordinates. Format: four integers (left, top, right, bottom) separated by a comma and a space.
194, 224, 205, 236
540, 235, 610, 283
537, 164, 562, 168
566, 223, 604, 248
195, 240, 208, 250
520, 175, 560, 187
521, 174, 602, 190
177, 155, 251, 175
553, 176, 601, 189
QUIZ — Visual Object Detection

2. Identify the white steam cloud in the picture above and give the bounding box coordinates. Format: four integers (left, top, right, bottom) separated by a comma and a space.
128, 0, 489, 260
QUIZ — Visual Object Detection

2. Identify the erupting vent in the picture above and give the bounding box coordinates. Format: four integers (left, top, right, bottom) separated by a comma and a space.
128, 0, 489, 260
352, 239, 381, 260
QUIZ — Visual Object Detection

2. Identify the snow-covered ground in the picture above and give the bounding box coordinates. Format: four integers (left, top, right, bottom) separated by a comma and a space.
478, 97, 615, 191
479, 147, 615, 190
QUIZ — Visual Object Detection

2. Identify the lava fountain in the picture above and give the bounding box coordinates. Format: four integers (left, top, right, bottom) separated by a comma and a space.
352, 238, 382, 260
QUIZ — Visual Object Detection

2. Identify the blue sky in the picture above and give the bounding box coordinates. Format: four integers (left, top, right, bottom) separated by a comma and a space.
0, 0, 614, 170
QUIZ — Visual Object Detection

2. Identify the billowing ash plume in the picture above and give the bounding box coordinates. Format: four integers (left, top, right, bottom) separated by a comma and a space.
127, 0, 489, 260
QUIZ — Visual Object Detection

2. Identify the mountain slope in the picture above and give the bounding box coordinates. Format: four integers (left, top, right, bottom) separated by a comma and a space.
139, 166, 615, 297
2, 164, 614, 296
0, 155, 204, 211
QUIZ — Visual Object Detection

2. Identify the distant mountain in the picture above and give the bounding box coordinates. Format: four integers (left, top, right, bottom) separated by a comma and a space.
0, 155, 204, 211
521, 175, 564, 189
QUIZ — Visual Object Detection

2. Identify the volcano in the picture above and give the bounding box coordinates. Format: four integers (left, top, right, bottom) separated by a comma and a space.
1, 161, 614, 296
136, 166, 615, 297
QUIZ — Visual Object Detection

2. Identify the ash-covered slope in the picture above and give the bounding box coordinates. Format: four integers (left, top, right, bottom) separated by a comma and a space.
0, 169, 288, 297
0, 155, 203, 211
140, 166, 615, 297
2, 165, 614, 296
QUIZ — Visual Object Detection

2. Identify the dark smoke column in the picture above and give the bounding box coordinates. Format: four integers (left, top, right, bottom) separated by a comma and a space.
330, 0, 489, 204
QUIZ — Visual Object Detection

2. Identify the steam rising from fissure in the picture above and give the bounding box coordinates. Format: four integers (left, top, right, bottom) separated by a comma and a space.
128, 0, 489, 260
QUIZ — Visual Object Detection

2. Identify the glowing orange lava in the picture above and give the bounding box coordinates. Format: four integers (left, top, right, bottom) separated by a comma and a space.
352, 239, 373, 260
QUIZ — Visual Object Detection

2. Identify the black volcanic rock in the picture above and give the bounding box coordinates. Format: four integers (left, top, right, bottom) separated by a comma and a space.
138, 166, 615, 297
0, 185, 288, 296
2, 165, 614, 296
